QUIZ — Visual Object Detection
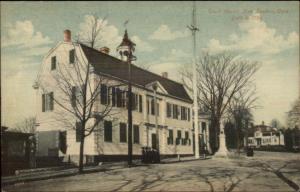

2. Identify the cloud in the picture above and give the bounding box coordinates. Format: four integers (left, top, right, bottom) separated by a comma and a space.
205, 12, 299, 54
131, 36, 155, 52
160, 48, 190, 62
78, 15, 154, 52
2, 20, 53, 49
149, 25, 189, 40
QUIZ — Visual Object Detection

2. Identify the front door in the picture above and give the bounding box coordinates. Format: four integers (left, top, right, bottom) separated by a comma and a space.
152, 134, 157, 149
256, 138, 261, 147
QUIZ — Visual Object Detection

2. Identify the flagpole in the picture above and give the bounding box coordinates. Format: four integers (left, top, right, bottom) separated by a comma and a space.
188, 1, 200, 159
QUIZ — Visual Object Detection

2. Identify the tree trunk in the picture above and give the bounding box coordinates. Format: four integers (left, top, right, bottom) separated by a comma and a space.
79, 122, 85, 173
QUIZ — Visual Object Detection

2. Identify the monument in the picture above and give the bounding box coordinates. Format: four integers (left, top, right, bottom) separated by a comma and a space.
214, 121, 229, 158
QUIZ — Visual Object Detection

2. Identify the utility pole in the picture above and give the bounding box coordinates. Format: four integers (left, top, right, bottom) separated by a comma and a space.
188, 1, 200, 159
117, 22, 136, 167
127, 52, 133, 166
153, 84, 160, 162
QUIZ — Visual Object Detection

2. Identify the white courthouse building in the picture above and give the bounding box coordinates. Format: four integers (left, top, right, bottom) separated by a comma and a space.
246, 122, 284, 148
35, 30, 198, 164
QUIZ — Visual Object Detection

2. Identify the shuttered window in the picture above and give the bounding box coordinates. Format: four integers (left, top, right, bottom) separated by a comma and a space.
112, 87, 116, 107
51, 56, 56, 70
119, 123, 127, 143
104, 121, 112, 142
69, 49, 75, 64
181, 106, 187, 120
100, 84, 108, 105
133, 125, 139, 144
173, 105, 178, 119
151, 99, 155, 115
167, 103, 172, 118
168, 130, 174, 145
139, 95, 143, 113
42, 92, 54, 112
42, 94, 45, 112
116, 88, 122, 107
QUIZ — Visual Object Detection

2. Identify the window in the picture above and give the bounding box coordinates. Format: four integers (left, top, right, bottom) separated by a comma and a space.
148, 98, 159, 116
101, 84, 108, 105
147, 100, 150, 114
72, 86, 83, 107
104, 121, 112, 142
181, 106, 187, 120
75, 122, 82, 142
139, 95, 143, 113
69, 49, 75, 64
119, 123, 127, 143
112, 87, 116, 107
151, 99, 155, 115
173, 105, 178, 119
167, 130, 173, 145
187, 108, 190, 121
202, 122, 207, 132
133, 125, 139, 144
121, 91, 126, 108
51, 56, 56, 70
131, 93, 138, 110
42, 92, 54, 112
116, 88, 122, 107
167, 103, 172, 118
183, 131, 189, 145
176, 130, 181, 145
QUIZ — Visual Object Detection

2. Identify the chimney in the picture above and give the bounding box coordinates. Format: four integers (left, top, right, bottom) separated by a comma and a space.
99, 47, 110, 54
162, 72, 168, 78
64, 29, 71, 42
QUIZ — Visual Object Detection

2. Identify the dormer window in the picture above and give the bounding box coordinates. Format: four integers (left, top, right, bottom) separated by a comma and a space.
69, 49, 75, 64
51, 56, 56, 70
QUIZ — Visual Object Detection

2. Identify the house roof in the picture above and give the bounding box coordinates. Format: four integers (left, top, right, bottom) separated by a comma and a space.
80, 44, 192, 103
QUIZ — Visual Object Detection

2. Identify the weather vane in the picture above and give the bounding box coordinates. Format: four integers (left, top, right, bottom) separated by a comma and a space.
124, 19, 129, 29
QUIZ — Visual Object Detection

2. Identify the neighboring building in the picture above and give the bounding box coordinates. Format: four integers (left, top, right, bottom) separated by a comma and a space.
246, 122, 284, 148
1, 126, 34, 175
35, 30, 194, 164
194, 111, 211, 154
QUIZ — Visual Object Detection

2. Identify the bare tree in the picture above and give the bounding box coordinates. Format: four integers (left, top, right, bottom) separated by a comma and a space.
181, 52, 260, 153
76, 14, 107, 49
39, 44, 113, 173
227, 86, 257, 154
270, 118, 281, 129
13, 117, 36, 134
38, 15, 115, 173
287, 99, 300, 129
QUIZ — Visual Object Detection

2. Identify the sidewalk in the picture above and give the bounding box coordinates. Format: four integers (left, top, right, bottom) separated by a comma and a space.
1, 156, 209, 186
1, 162, 126, 186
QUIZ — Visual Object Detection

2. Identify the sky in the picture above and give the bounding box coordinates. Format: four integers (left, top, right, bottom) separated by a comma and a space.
1, 1, 299, 128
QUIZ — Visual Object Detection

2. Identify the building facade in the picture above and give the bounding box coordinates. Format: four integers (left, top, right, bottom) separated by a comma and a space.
246, 122, 284, 148
35, 30, 194, 164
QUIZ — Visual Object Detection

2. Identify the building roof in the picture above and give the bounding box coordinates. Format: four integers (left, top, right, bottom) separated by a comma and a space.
80, 44, 192, 103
